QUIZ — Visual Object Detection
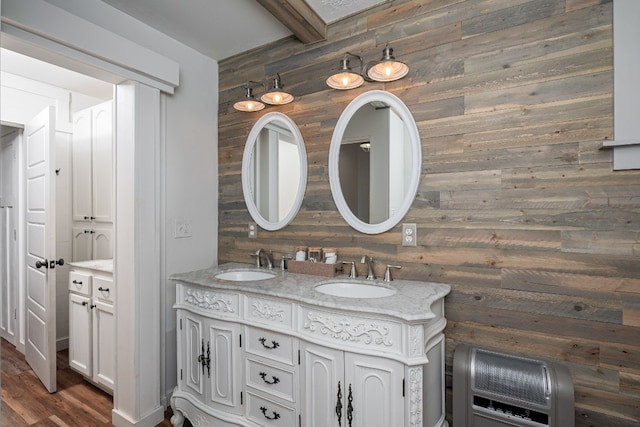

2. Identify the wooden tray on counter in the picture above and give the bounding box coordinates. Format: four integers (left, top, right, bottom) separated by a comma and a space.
287, 260, 342, 277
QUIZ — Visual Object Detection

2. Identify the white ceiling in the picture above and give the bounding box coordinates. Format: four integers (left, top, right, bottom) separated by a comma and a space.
101, 0, 387, 61
0, 48, 114, 99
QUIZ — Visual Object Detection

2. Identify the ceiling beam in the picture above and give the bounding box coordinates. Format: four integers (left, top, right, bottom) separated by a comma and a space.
256, 0, 326, 44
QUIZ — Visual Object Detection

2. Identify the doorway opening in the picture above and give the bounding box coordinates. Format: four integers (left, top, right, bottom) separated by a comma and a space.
0, 47, 114, 396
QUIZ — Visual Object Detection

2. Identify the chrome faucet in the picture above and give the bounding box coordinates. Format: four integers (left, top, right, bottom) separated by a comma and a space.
252, 249, 274, 269
360, 255, 375, 280
384, 265, 402, 282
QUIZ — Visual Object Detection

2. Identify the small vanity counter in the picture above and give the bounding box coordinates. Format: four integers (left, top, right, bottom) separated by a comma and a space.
171, 262, 450, 427
68, 258, 114, 273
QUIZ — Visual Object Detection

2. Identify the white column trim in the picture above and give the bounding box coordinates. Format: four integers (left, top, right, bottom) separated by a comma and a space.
112, 81, 164, 427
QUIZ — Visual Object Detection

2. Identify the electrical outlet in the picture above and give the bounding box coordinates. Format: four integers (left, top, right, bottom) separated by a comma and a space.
174, 219, 192, 238
248, 222, 257, 239
402, 223, 417, 247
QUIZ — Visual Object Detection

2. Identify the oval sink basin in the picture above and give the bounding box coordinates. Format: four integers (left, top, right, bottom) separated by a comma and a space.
315, 282, 397, 299
214, 270, 276, 281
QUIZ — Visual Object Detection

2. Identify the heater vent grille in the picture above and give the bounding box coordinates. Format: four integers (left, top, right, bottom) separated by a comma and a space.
473, 348, 549, 406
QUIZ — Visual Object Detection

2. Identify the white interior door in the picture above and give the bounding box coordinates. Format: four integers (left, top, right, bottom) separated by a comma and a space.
24, 106, 57, 393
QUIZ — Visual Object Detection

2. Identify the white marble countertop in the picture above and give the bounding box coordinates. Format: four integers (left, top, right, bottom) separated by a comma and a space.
170, 262, 451, 322
68, 258, 113, 273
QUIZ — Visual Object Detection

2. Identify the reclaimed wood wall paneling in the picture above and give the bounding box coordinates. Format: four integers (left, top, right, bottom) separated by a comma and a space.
219, 0, 639, 424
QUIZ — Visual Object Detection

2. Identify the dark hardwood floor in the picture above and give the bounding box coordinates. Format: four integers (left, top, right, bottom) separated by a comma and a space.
0, 338, 175, 426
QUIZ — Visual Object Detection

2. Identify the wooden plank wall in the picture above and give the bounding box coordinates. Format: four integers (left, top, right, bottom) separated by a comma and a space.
218, 0, 640, 424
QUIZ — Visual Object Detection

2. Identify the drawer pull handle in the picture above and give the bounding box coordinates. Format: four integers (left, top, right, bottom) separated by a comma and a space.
98, 286, 110, 292
258, 338, 280, 350
259, 406, 280, 421
259, 372, 280, 385
258, 337, 279, 350
73, 280, 83, 288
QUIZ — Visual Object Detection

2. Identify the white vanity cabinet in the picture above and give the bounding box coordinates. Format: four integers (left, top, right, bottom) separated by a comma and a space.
68, 260, 115, 393
171, 270, 450, 427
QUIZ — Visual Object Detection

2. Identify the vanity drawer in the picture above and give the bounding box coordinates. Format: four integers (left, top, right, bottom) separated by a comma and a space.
245, 295, 293, 329
246, 392, 295, 427
69, 271, 92, 296
246, 357, 296, 403
93, 276, 114, 303
245, 326, 295, 366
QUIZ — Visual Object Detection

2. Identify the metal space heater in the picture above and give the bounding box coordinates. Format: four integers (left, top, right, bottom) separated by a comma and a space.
453, 344, 574, 427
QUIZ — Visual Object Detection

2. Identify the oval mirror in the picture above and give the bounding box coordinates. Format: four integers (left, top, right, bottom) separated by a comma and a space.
329, 90, 421, 234
242, 112, 307, 231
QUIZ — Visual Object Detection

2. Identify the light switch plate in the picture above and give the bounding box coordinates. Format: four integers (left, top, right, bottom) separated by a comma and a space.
174, 219, 192, 238
402, 223, 417, 246
248, 222, 257, 239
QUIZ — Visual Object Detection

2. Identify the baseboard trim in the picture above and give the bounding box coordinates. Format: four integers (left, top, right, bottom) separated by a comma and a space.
111, 405, 165, 427
56, 337, 69, 352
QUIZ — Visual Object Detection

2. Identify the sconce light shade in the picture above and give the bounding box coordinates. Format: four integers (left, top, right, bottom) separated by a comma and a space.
261, 73, 294, 105
366, 45, 409, 82
233, 86, 265, 112
326, 57, 365, 90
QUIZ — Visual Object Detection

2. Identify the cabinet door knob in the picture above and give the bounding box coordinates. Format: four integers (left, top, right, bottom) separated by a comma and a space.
258, 337, 279, 350
81, 301, 88, 306
35, 259, 49, 269
90, 304, 96, 309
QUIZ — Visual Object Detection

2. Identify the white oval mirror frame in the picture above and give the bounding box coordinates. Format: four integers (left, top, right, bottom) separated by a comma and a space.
328, 90, 422, 234
242, 112, 308, 231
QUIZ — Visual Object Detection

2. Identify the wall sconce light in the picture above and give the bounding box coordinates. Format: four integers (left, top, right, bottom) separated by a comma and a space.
261, 73, 294, 106
326, 44, 409, 90
367, 44, 409, 82
233, 81, 266, 112
326, 52, 365, 90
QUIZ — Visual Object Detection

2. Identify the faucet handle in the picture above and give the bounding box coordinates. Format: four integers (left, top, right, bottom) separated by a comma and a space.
250, 252, 261, 268
280, 255, 293, 271
342, 261, 358, 279
384, 265, 402, 282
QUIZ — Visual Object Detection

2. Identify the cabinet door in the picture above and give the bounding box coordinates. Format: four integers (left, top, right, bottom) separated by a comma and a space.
344, 353, 404, 427
69, 293, 92, 376
72, 108, 93, 222
91, 101, 113, 223
300, 342, 344, 427
72, 227, 93, 262
92, 226, 113, 260
92, 300, 114, 391
178, 310, 207, 404
206, 319, 242, 414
